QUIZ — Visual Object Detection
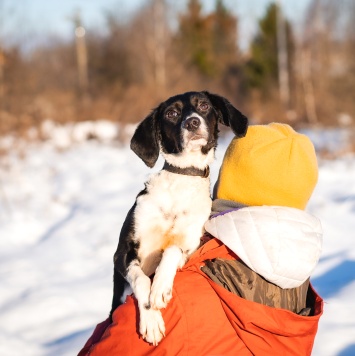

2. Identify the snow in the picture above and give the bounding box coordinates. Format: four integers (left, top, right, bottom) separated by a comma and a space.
0, 122, 354, 356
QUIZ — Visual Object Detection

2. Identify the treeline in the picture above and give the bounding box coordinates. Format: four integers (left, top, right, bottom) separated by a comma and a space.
0, 0, 354, 137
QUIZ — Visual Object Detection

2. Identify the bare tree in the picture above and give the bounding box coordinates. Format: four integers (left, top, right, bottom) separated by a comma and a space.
301, 0, 355, 125
70, 11, 89, 95
276, 0, 290, 113
153, 0, 166, 90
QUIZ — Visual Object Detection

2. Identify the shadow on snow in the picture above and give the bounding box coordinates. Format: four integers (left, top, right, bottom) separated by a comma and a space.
311, 260, 355, 299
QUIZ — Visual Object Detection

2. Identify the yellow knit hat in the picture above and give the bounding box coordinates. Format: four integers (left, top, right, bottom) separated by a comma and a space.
215, 123, 318, 210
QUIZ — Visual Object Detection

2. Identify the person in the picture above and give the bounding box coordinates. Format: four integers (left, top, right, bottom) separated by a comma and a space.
78, 123, 323, 356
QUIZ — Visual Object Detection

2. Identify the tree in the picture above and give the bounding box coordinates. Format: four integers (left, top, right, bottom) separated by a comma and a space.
245, 3, 294, 94
176, 0, 239, 78
176, 0, 213, 76
302, 0, 355, 125
212, 0, 239, 74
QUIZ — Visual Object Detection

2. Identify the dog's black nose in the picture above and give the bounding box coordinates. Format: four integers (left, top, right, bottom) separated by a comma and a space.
183, 117, 201, 131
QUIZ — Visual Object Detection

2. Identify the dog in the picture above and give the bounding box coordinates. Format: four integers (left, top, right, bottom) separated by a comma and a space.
110, 91, 248, 345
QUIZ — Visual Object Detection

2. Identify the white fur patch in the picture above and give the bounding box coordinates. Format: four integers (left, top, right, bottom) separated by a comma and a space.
150, 246, 184, 309
134, 170, 212, 259
126, 260, 151, 308
139, 307, 165, 346
125, 261, 166, 345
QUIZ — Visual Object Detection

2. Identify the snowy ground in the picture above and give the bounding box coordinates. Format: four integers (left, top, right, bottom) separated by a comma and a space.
0, 122, 355, 356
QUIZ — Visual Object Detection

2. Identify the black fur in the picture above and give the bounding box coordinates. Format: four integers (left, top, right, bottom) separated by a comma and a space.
203, 91, 248, 138
130, 114, 160, 168
110, 91, 248, 319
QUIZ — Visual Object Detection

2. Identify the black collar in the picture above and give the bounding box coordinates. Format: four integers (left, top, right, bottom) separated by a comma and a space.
162, 162, 210, 178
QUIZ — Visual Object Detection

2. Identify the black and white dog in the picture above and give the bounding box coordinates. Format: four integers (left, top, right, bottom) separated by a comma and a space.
110, 91, 248, 345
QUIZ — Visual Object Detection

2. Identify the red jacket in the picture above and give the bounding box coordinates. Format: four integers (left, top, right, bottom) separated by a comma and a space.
79, 239, 323, 355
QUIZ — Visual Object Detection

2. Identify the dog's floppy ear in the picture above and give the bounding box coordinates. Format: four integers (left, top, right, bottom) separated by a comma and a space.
130, 110, 160, 168
203, 91, 248, 138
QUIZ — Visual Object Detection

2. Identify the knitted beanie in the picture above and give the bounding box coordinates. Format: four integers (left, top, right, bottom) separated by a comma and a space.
215, 123, 318, 210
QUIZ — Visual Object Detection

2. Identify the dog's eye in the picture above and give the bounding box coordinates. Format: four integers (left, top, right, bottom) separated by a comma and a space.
166, 110, 179, 120
199, 102, 210, 111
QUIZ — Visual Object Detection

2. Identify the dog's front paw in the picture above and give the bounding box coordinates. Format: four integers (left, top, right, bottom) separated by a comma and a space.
139, 308, 165, 346
150, 278, 173, 310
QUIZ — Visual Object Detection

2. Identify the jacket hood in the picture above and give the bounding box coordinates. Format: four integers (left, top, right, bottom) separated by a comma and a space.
204, 205, 323, 289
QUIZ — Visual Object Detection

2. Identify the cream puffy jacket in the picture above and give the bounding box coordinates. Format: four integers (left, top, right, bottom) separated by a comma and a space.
204, 206, 323, 289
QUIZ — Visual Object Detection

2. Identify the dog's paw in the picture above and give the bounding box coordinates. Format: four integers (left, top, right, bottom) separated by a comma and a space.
139, 308, 165, 346
150, 278, 173, 310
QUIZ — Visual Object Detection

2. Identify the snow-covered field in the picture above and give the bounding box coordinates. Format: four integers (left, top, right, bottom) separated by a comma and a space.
0, 122, 355, 356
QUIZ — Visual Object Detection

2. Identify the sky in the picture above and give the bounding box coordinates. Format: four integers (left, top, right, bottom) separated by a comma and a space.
0, 0, 312, 52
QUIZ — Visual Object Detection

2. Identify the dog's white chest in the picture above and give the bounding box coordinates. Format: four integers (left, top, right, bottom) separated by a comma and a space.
134, 171, 211, 262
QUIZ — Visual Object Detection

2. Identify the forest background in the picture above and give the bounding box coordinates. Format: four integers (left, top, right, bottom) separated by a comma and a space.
1, 0, 355, 142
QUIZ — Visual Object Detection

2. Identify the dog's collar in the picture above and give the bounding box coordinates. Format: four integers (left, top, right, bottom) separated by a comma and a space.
162, 162, 210, 178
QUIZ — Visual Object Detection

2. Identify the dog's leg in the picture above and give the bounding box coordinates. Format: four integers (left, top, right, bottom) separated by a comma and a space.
126, 260, 165, 346
150, 245, 185, 310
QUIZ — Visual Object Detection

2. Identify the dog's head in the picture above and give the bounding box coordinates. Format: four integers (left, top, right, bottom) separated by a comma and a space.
130, 91, 248, 168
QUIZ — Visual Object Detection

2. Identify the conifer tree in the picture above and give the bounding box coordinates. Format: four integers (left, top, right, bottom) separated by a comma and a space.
176, 0, 238, 78
212, 0, 238, 75
245, 3, 294, 93
177, 0, 213, 76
